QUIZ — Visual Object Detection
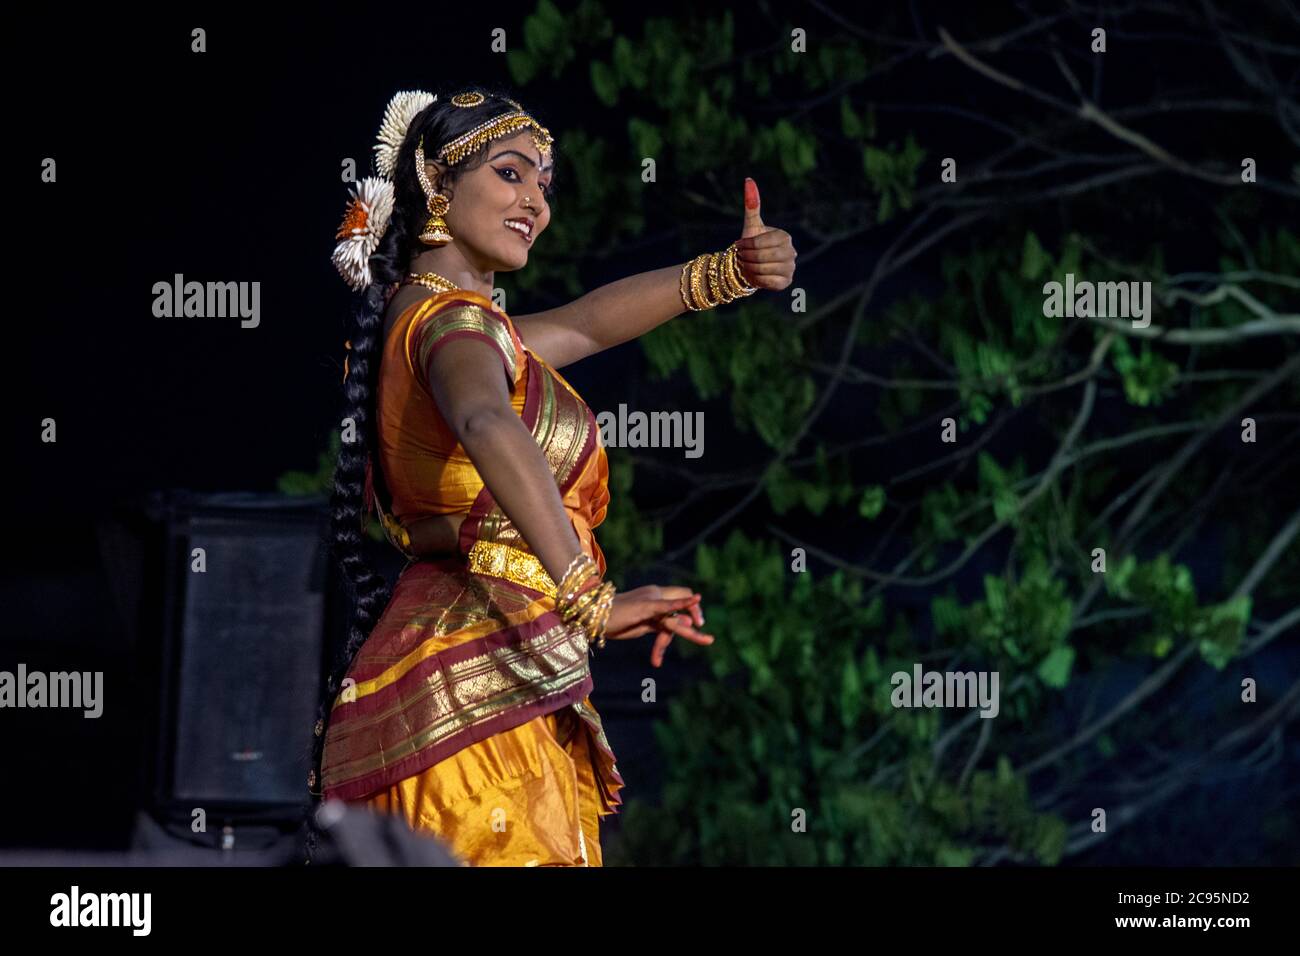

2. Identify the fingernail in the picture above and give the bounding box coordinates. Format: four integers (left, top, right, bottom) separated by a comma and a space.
744, 179, 759, 209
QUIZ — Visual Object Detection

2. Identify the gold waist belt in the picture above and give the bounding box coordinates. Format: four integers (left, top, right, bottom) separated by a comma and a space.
466, 540, 557, 598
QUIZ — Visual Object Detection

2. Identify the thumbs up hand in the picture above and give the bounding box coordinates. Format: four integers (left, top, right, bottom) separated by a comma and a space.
735, 178, 797, 291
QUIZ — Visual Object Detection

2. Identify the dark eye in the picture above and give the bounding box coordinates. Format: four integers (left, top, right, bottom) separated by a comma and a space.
498, 166, 554, 200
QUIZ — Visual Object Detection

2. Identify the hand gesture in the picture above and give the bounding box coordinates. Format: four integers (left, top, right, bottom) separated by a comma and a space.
604, 585, 715, 668
735, 177, 797, 291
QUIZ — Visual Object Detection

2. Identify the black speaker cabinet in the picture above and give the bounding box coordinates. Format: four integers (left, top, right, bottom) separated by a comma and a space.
145, 490, 338, 820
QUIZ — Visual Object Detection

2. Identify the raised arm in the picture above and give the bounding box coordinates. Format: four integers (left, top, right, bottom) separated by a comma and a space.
512, 178, 796, 369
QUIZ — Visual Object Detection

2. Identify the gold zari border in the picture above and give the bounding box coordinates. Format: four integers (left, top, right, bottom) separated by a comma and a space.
467, 540, 558, 597
412, 304, 518, 381
322, 618, 589, 786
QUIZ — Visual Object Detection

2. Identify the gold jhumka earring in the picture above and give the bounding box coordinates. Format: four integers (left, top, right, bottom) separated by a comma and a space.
414, 134, 453, 246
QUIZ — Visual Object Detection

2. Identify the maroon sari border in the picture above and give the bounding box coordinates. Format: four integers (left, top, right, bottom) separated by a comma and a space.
329, 603, 576, 723
322, 673, 595, 803
521, 349, 545, 432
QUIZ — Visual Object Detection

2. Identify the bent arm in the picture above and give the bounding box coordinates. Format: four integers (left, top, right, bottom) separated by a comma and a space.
425, 336, 584, 585
511, 263, 689, 369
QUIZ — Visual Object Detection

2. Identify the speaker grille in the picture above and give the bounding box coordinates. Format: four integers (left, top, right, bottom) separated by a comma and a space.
169, 510, 326, 807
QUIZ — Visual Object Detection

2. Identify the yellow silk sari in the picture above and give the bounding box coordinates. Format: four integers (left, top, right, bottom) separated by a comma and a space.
320, 290, 623, 866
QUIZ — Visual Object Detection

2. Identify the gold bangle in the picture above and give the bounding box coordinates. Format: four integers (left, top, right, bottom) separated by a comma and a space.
575, 582, 616, 648
715, 250, 739, 304
680, 246, 757, 312
558, 551, 595, 586
556, 553, 597, 606
689, 253, 709, 310
563, 579, 605, 623
560, 572, 598, 614
706, 251, 722, 305
725, 243, 757, 295
575, 581, 614, 625
555, 561, 603, 621
586, 589, 614, 637
714, 249, 742, 304
573, 581, 612, 621
592, 591, 615, 648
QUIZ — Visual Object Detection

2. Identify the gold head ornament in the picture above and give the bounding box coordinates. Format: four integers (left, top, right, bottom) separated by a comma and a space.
437, 98, 554, 166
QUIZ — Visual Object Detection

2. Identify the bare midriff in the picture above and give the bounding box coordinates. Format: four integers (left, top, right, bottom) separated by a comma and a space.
404, 512, 469, 557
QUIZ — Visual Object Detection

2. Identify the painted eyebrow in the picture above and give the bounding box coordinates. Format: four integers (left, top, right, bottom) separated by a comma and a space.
489, 149, 553, 176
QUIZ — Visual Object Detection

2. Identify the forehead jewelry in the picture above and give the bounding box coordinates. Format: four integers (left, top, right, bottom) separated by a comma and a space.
438, 110, 554, 165
452, 91, 523, 111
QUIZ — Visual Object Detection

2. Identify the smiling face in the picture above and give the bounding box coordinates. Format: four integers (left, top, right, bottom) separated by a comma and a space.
426, 129, 553, 272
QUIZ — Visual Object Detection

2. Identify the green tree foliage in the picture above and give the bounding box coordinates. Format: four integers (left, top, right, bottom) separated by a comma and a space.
563, 3, 1296, 866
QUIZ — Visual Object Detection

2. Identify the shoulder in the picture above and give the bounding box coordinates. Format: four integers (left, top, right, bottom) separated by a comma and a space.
405, 290, 523, 386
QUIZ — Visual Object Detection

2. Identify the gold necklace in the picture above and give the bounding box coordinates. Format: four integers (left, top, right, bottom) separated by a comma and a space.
403, 271, 460, 293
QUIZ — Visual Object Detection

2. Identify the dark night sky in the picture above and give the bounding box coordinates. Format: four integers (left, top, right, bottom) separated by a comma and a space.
15, 10, 636, 514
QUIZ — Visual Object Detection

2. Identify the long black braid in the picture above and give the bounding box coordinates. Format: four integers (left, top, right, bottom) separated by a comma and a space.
302, 85, 556, 862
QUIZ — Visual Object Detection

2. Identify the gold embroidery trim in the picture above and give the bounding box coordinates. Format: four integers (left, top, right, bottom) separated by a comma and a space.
326, 616, 587, 745
539, 366, 588, 489
322, 619, 591, 785
412, 304, 518, 382
331, 595, 550, 706
467, 539, 558, 597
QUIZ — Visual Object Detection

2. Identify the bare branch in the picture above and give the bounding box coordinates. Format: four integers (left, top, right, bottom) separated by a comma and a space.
1232, 506, 1300, 600
938, 25, 1300, 196
1088, 313, 1300, 343
1241, 606, 1300, 655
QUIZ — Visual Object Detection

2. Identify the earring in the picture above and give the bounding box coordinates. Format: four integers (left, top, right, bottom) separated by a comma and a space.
414, 136, 453, 246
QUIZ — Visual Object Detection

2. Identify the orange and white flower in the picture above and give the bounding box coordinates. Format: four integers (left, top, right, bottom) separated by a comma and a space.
330, 176, 395, 292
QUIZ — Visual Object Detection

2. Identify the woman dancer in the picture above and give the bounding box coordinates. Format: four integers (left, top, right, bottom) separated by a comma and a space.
310, 87, 796, 866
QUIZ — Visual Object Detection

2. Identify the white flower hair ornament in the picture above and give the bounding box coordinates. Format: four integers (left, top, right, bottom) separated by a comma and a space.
330, 90, 437, 291
374, 90, 436, 178
330, 176, 396, 291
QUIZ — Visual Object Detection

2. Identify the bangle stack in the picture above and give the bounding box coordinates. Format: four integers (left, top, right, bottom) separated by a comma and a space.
679, 242, 758, 312
555, 553, 617, 649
